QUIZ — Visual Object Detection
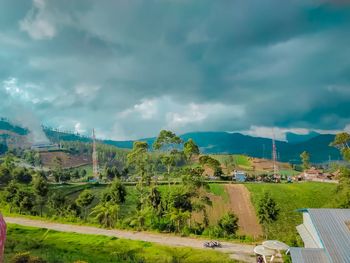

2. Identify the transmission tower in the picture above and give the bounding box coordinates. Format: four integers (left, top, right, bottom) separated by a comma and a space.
92, 129, 99, 179
272, 131, 279, 178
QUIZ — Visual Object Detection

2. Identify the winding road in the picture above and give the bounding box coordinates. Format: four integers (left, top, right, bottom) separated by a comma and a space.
5, 216, 256, 262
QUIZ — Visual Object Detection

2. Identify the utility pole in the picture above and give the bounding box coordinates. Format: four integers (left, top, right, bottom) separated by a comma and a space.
92, 129, 99, 179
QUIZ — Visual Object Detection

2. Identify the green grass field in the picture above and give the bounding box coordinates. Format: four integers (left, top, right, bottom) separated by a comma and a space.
5, 224, 234, 263
245, 182, 337, 245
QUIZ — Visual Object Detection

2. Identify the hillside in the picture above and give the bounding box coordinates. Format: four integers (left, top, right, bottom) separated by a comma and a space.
0, 119, 341, 163
39, 151, 91, 168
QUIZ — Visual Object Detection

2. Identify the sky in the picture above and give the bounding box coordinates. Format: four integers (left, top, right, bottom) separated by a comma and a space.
1, 0, 350, 141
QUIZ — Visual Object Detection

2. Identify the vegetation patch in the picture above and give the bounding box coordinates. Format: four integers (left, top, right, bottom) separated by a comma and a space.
245, 182, 337, 245
4, 224, 234, 263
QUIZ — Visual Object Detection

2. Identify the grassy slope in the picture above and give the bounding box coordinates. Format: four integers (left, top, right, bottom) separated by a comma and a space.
208, 184, 229, 202
245, 182, 337, 245
5, 224, 234, 263
210, 154, 251, 168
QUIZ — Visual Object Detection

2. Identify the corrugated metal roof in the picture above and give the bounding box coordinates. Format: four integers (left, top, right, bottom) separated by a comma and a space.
308, 208, 350, 263
296, 224, 318, 248
290, 248, 330, 263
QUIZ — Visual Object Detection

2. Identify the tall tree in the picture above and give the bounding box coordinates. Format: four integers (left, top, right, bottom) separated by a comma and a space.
153, 130, 182, 186
330, 132, 350, 207
52, 156, 63, 183
127, 141, 149, 183
300, 151, 310, 170
4, 180, 20, 213
199, 155, 223, 177
153, 130, 182, 151
181, 167, 207, 191
183, 139, 200, 161
76, 190, 95, 221
331, 132, 350, 161
33, 177, 49, 216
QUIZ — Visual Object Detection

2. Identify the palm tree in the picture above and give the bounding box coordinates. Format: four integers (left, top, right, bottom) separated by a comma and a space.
130, 208, 151, 230
169, 209, 191, 233
90, 202, 119, 228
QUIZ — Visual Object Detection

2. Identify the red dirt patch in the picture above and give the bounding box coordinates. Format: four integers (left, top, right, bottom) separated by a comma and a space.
225, 184, 263, 238
251, 158, 291, 172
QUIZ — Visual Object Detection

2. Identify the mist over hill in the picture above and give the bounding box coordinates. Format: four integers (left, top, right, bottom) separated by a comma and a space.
0, 119, 341, 164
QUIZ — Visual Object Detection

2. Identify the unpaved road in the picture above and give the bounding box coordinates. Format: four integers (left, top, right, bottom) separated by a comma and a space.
225, 184, 263, 238
5, 217, 256, 262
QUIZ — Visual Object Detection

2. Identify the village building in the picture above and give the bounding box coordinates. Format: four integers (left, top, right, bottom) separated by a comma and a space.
233, 170, 247, 182
297, 167, 336, 181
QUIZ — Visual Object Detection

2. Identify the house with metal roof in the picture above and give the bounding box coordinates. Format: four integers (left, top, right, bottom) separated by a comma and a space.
290, 208, 350, 263
233, 170, 247, 182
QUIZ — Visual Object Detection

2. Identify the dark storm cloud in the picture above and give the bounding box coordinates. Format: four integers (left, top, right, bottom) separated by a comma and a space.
1, 0, 350, 139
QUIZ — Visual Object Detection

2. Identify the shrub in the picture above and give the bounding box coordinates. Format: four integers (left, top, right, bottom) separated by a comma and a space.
218, 212, 239, 237
257, 192, 279, 224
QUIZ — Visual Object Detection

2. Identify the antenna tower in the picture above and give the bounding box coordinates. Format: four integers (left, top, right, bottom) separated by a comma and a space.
92, 129, 99, 178
272, 131, 279, 178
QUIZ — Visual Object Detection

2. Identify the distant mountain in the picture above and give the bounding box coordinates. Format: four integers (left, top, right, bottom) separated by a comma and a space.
0, 119, 342, 163
106, 131, 340, 164
286, 131, 320, 144
280, 134, 341, 163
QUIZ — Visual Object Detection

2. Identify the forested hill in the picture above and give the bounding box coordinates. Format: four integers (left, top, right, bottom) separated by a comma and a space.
0, 118, 28, 135
0, 119, 341, 163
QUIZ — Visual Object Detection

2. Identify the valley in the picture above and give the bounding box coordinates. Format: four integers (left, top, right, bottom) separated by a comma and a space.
0, 119, 348, 263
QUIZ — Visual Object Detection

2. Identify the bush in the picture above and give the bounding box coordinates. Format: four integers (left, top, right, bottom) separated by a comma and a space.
10, 252, 47, 263
218, 212, 239, 237
202, 226, 224, 238
257, 192, 279, 224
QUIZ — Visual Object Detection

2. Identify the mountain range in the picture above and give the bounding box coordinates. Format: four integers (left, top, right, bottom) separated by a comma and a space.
0, 119, 341, 164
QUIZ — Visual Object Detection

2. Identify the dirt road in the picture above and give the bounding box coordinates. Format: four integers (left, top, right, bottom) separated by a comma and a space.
225, 184, 263, 238
5, 217, 256, 263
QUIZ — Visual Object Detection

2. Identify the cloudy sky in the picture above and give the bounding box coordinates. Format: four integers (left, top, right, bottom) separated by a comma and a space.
1, 0, 350, 140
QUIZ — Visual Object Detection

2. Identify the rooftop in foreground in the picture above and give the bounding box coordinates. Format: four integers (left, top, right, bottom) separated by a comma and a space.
290, 208, 350, 263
